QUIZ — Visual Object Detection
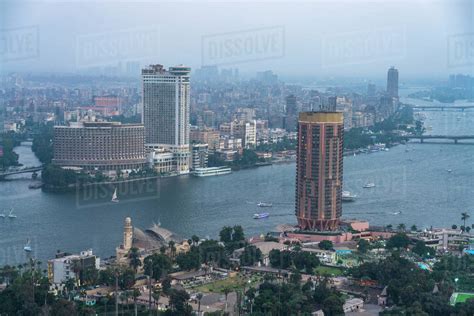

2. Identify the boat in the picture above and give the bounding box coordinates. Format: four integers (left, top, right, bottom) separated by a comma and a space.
111, 188, 119, 203
24, 239, 32, 252
8, 208, 17, 218
192, 167, 232, 177
363, 183, 376, 188
342, 191, 357, 202
447, 169, 453, 173
253, 213, 270, 219
0, 211, 5, 218
257, 202, 273, 207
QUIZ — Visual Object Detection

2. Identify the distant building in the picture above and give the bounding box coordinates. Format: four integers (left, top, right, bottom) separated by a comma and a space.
387, 66, 399, 98
142, 64, 191, 174
285, 94, 297, 132
191, 143, 208, 170
91, 95, 122, 116
295, 112, 344, 231
47, 249, 100, 284
367, 83, 376, 97
53, 121, 146, 171
190, 128, 220, 150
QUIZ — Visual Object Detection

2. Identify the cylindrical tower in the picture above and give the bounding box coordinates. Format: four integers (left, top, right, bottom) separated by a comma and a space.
295, 112, 344, 231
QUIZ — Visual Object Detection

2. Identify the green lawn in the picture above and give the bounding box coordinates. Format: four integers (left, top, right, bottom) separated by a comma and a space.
452, 293, 474, 305
314, 266, 344, 277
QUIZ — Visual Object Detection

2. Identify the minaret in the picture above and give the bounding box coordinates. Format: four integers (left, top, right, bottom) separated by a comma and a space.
123, 217, 133, 251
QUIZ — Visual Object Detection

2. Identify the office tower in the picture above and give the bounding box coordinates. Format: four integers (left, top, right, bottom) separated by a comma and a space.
285, 94, 297, 132
387, 66, 399, 98
295, 112, 344, 231
142, 64, 191, 174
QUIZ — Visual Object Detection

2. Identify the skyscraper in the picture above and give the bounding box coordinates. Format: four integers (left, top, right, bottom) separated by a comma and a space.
142, 64, 191, 174
387, 66, 399, 98
285, 94, 297, 132
295, 112, 344, 231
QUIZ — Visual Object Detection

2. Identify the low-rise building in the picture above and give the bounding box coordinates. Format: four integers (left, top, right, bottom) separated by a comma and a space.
47, 249, 100, 284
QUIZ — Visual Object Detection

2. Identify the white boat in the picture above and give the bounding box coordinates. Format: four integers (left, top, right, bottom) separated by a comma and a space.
192, 167, 232, 177
363, 183, 376, 188
24, 239, 32, 252
342, 191, 357, 202
253, 213, 270, 219
8, 208, 17, 218
0, 211, 5, 218
447, 169, 452, 173
111, 188, 119, 203
257, 202, 273, 207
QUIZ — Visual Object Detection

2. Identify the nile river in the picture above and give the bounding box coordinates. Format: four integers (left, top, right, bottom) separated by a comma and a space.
0, 109, 473, 265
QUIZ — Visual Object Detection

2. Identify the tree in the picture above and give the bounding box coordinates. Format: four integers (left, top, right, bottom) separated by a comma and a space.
386, 233, 410, 250
222, 286, 232, 312
357, 239, 370, 254
322, 294, 344, 316
318, 240, 333, 250
50, 299, 77, 316
233, 225, 245, 241
143, 253, 172, 280
412, 240, 432, 258
219, 226, 233, 243
176, 247, 201, 271
239, 245, 262, 266
411, 225, 418, 232
462, 212, 470, 232
128, 247, 142, 272
397, 223, 406, 232
191, 235, 200, 245
169, 289, 192, 315
452, 224, 458, 229
196, 292, 203, 315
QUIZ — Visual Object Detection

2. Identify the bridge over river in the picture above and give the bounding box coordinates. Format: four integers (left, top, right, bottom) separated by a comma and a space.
0, 166, 42, 180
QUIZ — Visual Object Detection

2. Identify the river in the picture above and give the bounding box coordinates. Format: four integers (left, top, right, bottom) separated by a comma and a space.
0, 109, 473, 266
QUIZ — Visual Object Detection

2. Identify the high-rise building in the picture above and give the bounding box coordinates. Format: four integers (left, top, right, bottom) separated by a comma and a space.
142, 64, 191, 174
295, 112, 344, 231
387, 66, 399, 98
285, 94, 297, 132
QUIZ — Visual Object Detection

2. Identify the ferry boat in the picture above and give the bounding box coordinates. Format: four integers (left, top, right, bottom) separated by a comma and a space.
342, 191, 357, 202
253, 213, 270, 219
363, 183, 376, 188
192, 167, 232, 177
257, 202, 273, 207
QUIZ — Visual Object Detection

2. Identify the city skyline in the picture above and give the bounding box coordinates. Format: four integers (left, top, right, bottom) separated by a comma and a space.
1, 0, 473, 79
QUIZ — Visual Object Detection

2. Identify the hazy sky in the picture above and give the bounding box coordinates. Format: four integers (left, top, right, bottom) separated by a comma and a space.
1, 0, 473, 79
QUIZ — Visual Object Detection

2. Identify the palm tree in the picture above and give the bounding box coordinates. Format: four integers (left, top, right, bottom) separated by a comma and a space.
132, 288, 140, 316
411, 225, 417, 232
397, 223, 406, 232
462, 212, 470, 232
386, 224, 393, 231
196, 292, 203, 315
128, 247, 142, 273
168, 241, 176, 258
222, 286, 232, 312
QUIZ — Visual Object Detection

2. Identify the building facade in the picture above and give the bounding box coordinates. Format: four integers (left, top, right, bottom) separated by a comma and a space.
47, 249, 100, 284
191, 143, 209, 170
142, 64, 191, 174
387, 66, 399, 98
53, 121, 146, 171
295, 112, 344, 231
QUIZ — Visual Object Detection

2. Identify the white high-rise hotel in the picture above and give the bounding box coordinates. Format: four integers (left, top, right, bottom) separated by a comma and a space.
142, 64, 191, 174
